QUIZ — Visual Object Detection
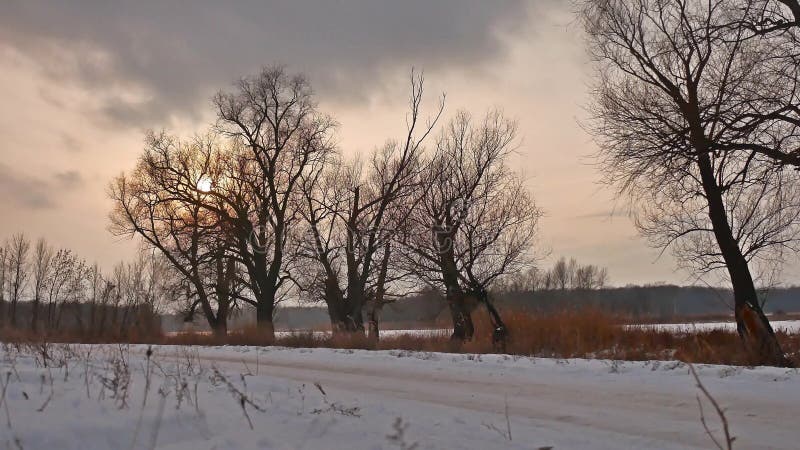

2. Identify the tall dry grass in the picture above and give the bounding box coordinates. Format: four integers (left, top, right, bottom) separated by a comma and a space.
2, 308, 797, 366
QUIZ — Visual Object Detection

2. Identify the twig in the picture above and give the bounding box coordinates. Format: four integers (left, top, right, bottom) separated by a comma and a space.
687, 363, 735, 450
481, 395, 512, 441
386, 417, 419, 450
36, 370, 54, 412
146, 389, 169, 450
0, 372, 13, 428
210, 366, 264, 430
504, 394, 512, 442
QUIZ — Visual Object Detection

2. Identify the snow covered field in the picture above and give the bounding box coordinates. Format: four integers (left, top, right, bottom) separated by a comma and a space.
273, 328, 451, 339
2, 344, 799, 449
634, 319, 800, 334
239, 319, 800, 339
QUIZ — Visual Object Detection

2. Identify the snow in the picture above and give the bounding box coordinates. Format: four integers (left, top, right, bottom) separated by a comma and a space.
2, 343, 799, 449
275, 328, 451, 339
166, 329, 451, 339
633, 319, 800, 333
168, 319, 800, 340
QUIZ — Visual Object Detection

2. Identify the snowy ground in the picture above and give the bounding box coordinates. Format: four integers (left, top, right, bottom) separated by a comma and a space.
253, 319, 800, 339
633, 319, 800, 334
2, 344, 799, 449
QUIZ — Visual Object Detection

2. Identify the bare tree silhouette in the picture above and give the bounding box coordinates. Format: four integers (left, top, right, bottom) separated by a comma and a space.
298, 72, 441, 335
110, 133, 242, 337
400, 111, 541, 342
212, 66, 336, 337
580, 0, 800, 366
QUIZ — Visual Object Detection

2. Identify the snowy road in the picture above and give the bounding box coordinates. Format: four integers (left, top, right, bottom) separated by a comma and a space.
4, 344, 800, 449
154, 346, 800, 449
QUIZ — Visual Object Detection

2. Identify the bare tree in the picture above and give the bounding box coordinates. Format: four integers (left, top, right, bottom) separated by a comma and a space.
54, 256, 87, 330
30, 238, 53, 332
400, 111, 541, 342
6, 233, 30, 328
0, 246, 6, 325
580, 0, 800, 366
550, 257, 574, 291
45, 249, 79, 329
110, 133, 241, 337
498, 257, 609, 293
212, 66, 337, 337
87, 263, 104, 332
364, 241, 394, 341
298, 72, 441, 335
574, 264, 609, 290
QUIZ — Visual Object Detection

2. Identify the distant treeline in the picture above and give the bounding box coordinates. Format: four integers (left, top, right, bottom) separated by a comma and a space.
164, 285, 800, 332
0, 233, 167, 337
497, 285, 800, 318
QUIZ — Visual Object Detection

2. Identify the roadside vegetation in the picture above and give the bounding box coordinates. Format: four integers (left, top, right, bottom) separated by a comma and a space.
2, 308, 798, 367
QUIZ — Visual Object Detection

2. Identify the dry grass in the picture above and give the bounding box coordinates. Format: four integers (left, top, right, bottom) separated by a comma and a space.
2, 308, 798, 367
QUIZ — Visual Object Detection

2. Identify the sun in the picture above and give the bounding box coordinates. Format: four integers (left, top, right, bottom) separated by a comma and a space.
197, 177, 212, 193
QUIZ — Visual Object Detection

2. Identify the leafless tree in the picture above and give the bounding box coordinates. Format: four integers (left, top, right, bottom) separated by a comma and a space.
106, 253, 169, 334
212, 66, 337, 337
6, 233, 30, 328
298, 72, 441, 336
497, 257, 609, 293
61, 258, 89, 330
30, 238, 53, 332
495, 266, 545, 293
546, 257, 608, 290
0, 246, 6, 325
87, 263, 103, 331
45, 248, 79, 329
110, 133, 242, 337
400, 111, 542, 342
574, 264, 609, 290
550, 257, 575, 291
579, 0, 800, 366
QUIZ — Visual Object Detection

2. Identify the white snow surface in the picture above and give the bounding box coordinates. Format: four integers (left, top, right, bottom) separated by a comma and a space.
2, 343, 799, 449
240, 319, 800, 339
633, 319, 800, 333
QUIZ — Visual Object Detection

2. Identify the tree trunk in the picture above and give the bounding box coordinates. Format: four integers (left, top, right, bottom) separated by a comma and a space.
367, 301, 380, 342
9, 298, 17, 328
447, 289, 474, 341
345, 297, 365, 333
697, 154, 791, 367
474, 289, 508, 352
211, 319, 228, 338
367, 241, 391, 343
437, 231, 473, 342
31, 296, 40, 332
322, 275, 352, 335
256, 301, 275, 341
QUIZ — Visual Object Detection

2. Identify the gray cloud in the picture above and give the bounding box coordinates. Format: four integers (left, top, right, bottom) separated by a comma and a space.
59, 133, 83, 153
572, 209, 630, 220
0, 164, 84, 210
0, 0, 536, 127
53, 170, 84, 189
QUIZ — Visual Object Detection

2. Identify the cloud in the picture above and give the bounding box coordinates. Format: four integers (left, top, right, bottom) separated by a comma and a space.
572, 209, 630, 220
60, 133, 83, 153
0, 164, 84, 210
53, 170, 84, 189
0, 0, 537, 127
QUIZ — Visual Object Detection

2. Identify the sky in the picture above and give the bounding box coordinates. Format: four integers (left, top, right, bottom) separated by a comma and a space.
1, 0, 795, 286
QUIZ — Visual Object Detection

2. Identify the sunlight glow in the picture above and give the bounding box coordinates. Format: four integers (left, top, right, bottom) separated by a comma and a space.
197, 177, 212, 193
